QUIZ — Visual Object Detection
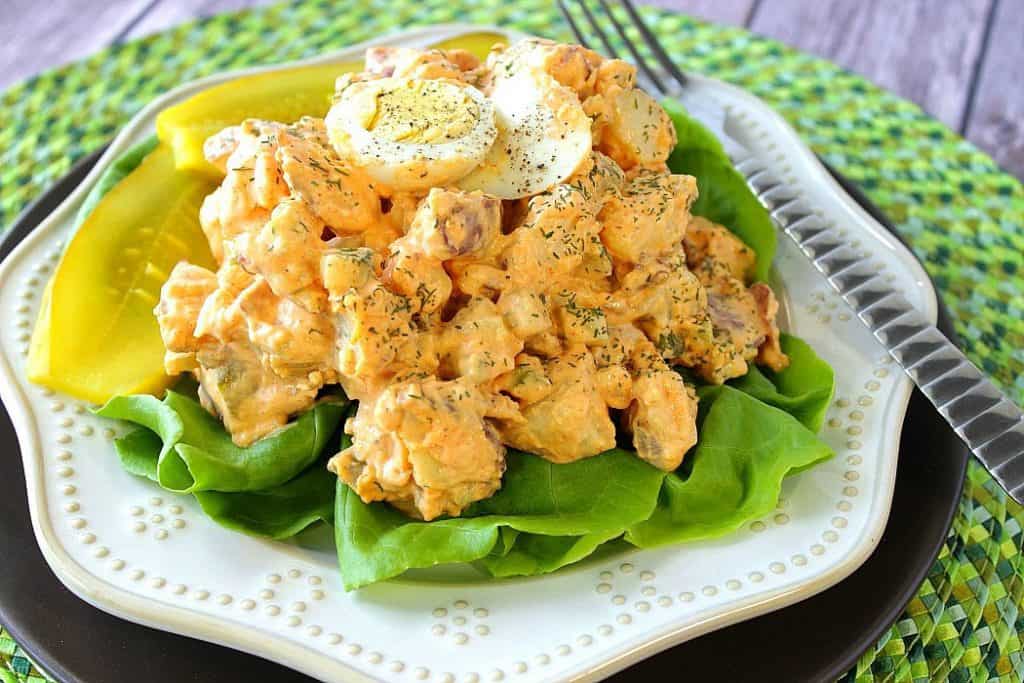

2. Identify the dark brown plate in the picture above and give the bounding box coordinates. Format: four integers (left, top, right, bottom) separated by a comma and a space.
0, 150, 967, 683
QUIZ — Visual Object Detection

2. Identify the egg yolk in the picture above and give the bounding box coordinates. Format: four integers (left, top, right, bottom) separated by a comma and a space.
366, 80, 479, 145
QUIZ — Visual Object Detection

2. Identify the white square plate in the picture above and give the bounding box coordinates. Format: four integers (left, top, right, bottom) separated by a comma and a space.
0, 23, 937, 683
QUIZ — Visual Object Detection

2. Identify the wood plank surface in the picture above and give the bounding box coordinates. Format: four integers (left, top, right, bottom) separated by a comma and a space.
0, 0, 155, 88
748, 0, 994, 131
964, 0, 1024, 179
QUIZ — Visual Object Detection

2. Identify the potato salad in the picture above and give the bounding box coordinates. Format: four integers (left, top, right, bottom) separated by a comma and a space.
155, 39, 789, 521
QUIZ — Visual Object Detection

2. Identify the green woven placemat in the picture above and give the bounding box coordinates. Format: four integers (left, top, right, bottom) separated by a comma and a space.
0, 627, 48, 683
1, 1, 1022, 681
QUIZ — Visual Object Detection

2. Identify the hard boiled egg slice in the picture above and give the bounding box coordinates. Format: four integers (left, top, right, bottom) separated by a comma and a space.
326, 77, 497, 193
457, 70, 593, 199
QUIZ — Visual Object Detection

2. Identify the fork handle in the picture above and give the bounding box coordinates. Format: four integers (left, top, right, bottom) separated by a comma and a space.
732, 152, 1024, 502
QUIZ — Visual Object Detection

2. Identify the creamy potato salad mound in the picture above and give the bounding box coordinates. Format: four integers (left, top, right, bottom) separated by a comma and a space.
155, 39, 789, 520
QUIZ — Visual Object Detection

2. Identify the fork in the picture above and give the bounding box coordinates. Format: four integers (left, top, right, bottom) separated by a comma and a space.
559, 0, 1024, 503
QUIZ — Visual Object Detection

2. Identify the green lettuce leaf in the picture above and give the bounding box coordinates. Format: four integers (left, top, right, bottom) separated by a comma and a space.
110, 427, 164, 481
664, 99, 776, 281
334, 449, 666, 590
104, 393, 339, 540
194, 467, 336, 539
626, 385, 833, 546
728, 334, 835, 431
96, 391, 344, 493
479, 530, 622, 577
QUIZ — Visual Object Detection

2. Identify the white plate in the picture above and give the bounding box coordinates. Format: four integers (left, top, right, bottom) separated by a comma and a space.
0, 23, 936, 683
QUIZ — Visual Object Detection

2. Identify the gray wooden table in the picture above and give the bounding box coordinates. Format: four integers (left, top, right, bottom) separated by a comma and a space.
2, 0, 1022, 180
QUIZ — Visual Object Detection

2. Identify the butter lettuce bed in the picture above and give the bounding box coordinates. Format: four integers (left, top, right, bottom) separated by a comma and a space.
92, 106, 835, 590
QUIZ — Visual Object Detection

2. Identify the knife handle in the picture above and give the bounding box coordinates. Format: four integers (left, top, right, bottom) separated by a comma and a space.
733, 154, 1024, 503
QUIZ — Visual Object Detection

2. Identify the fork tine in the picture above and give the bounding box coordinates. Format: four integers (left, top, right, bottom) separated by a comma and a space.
559, 1, 618, 60
575, 1, 622, 62
620, 0, 690, 89
557, 0, 589, 47
595, 0, 667, 95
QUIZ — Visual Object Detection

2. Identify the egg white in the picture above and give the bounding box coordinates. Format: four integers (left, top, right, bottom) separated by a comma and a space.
326, 77, 497, 193
457, 70, 593, 199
